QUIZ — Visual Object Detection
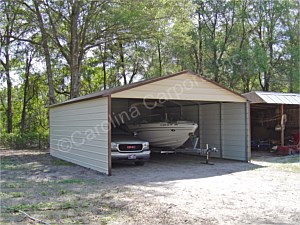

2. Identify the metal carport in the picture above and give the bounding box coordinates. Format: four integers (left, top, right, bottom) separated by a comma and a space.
49, 70, 250, 175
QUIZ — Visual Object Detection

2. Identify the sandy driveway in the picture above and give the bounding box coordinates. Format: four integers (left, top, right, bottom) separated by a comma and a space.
1, 150, 300, 224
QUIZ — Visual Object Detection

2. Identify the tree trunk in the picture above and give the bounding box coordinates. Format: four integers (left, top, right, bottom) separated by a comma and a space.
6, 68, 12, 134
4, 34, 12, 133
119, 42, 127, 84
70, 0, 81, 98
264, 72, 270, 91
197, 9, 203, 75
33, 0, 56, 105
21, 61, 30, 133
157, 40, 162, 77
213, 49, 220, 82
103, 60, 107, 90
193, 45, 199, 73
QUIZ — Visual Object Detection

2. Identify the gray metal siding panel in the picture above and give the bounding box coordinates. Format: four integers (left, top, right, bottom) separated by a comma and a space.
200, 104, 221, 157
221, 103, 247, 161
182, 105, 200, 148
50, 97, 109, 174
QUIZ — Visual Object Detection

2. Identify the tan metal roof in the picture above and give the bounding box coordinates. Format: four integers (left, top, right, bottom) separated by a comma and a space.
49, 70, 246, 108
243, 91, 300, 105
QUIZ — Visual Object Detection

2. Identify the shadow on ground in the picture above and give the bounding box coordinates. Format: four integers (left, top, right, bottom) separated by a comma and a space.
111, 152, 264, 184
0, 150, 265, 185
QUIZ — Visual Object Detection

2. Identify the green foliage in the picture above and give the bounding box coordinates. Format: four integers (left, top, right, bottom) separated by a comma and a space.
0, 132, 49, 149
0, 0, 298, 145
10, 192, 25, 198
58, 189, 69, 195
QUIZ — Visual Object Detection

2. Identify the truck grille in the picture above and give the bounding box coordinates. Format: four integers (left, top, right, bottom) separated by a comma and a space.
118, 144, 143, 151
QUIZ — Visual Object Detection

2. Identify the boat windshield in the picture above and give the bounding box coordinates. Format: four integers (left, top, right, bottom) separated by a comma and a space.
136, 114, 163, 123
132, 113, 182, 124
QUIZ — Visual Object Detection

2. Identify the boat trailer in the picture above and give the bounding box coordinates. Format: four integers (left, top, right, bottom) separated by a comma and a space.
198, 145, 218, 165
159, 136, 218, 165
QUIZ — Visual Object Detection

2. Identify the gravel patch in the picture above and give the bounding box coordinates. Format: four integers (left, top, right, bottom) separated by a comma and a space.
1, 150, 299, 224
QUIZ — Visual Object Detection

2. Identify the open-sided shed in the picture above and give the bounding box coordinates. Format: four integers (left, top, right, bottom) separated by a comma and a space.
49, 71, 250, 175
243, 91, 300, 148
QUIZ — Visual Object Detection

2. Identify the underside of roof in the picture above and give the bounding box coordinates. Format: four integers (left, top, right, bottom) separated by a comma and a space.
243, 91, 300, 105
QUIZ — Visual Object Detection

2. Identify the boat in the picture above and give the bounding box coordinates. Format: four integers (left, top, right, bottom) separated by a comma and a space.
127, 120, 198, 149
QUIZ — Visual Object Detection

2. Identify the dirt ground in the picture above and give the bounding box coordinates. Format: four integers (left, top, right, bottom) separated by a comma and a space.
1, 149, 300, 225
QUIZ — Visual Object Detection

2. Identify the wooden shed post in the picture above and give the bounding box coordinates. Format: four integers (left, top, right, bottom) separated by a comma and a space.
280, 104, 285, 146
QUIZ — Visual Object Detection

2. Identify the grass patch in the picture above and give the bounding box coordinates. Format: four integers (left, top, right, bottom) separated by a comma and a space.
254, 154, 300, 164
10, 192, 25, 198
40, 191, 50, 196
254, 154, 300, 173
0, 192, 9, 198
274, 163, 300, 173
0, 158, 18, 170
61, 218, 89, 224
51, 158, 75, 166
0, 158, 31, 171
58, 189, 69, 195
280, 156, 300, 164
6, 200, 87, 212
100, 216, 115, 225
2, 183, 22, 189
56, 179, 83, 184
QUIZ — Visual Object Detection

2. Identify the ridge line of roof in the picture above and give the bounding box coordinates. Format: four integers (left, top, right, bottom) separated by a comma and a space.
48, 70, 191, 108
48, 70, 246, 108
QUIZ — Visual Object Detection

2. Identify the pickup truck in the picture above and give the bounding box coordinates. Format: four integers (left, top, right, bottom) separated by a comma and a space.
111, 128, 150, 166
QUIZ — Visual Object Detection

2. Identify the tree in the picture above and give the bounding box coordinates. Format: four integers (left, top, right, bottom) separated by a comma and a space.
281, 0, 299, 93
32, 0, 56, 105
251, 0, 288, 91
0, 0, 19, 133
199, 0, 237, 82
20, 48, 37, 133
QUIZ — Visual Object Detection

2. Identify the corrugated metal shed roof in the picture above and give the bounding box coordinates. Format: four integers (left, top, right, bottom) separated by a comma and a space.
243, 91, 300, 104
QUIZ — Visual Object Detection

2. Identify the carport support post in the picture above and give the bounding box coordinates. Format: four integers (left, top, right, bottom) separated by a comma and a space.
280, 104, 284, 146
108, 95, 112, 176
219, 103, 223, 158
197, 104, 200, 148
246, 102, 251, 161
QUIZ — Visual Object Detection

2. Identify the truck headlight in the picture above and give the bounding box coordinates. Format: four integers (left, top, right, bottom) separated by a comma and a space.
111, 142, 118, 150
143, 142, 149, 149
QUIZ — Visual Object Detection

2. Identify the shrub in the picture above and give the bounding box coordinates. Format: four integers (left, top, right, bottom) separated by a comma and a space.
0, 132, 49, 149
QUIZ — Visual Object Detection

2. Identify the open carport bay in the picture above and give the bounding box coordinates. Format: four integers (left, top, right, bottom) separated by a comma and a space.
111, 98, 249, 161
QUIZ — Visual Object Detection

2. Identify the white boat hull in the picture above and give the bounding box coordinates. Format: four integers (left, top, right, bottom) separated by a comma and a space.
128, 121, 198, 149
